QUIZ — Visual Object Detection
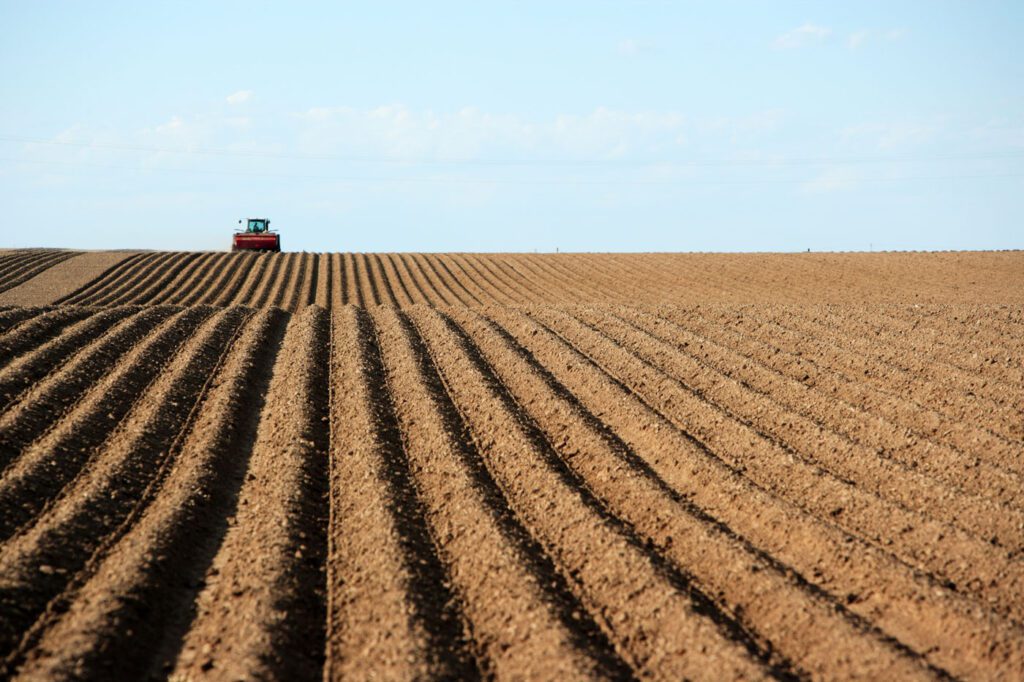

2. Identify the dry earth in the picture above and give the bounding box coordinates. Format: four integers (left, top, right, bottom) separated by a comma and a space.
0, 249, 1021, 680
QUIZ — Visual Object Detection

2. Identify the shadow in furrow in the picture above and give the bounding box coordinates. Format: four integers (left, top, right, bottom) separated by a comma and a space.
478, 309, 953, 680
431, 308, 807, 681
356, 308, 481, 679
394, 310, 635, 681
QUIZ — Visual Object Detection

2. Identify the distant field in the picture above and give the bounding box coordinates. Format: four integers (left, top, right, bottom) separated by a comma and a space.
0, 249, 1021, 680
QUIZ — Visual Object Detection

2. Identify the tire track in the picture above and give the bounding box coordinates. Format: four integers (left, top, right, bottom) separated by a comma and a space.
6, 308, 288, 680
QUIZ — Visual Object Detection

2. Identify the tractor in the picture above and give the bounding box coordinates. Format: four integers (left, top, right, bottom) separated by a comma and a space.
232, 218, 280, 252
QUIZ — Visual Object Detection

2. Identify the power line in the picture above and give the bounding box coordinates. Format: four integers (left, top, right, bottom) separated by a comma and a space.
2, 134, 1023, 167
2, 155, 1022, 186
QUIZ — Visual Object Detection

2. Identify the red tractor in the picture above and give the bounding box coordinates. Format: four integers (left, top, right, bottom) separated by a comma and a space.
232, 218, 280, 252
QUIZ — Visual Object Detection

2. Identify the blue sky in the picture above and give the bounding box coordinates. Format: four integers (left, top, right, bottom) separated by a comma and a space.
1, 1, 1022, 252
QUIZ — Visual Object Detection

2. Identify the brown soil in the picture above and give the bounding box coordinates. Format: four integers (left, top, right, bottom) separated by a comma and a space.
0, 249, 1021, 680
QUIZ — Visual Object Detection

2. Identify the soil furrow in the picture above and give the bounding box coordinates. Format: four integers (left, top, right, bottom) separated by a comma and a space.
389, 253, 431, 305
0, 307, 139, 416
529, 306, 1024, 623
368, 253, 399, 306
342, 253, 361, 306
172, 306, 328, 680
325, 306, 477, 679
224, 253, 271, 306
0, 252, 77, 294
653, 306, 1024, 504
0, 307, 95, 371
178, 253, 235, 306
378, 253, 414, 306
580, 306, 1024, 545
417, 253, 471, 306
482, 305, 1024, 680
134, 252, 211, 305
250, 252, 288, 308
682, 306, 1024, 474
57, 253, 154, 305
0, 307, 43, 335
100, 252, 191, 306
148, 252, 218, 305
446, 306, 943, 680
408, 306, 779, 680
764, 307, 1023, 440
0, 308, 248, 660
0, 307, 176, 473
432, 255, 484, 306
404, 253, 450, 306
272, 252, 303, 309
328, 253, 344, 309
0, 307, 213, 541
371, 305, 626, 680
6, 309, 289, 680
208, 252, 260, 306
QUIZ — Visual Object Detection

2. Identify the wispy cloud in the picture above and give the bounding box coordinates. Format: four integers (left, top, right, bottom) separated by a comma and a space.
296, 105, 691, 160
617, 38, 657, 56
226, 90, 253, 105
841, 121, 940, 150
773, 23, 831, 50
847, 28, 906, 49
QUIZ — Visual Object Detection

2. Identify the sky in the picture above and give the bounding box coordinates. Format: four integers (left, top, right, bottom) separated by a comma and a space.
1, 1, 1022, 252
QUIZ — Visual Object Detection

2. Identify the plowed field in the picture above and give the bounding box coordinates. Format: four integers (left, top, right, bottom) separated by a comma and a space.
0, 249, 1021, 680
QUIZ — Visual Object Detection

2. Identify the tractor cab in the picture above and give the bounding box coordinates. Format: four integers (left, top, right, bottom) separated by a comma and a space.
232, 217, 281, 252
244, 218, 271, 233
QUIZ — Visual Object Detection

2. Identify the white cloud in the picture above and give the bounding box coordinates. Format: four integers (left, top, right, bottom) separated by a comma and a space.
773, 23, 831, 50
841, 121, 940, 150
294, 105, 691, 160
617, 38, 656, 56
847, 29, 906, 49
226, 90, 253, 105
848, 31, 869, 49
